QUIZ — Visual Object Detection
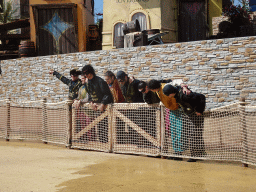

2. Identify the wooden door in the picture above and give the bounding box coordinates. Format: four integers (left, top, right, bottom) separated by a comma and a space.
179, 0, 206, 42
33, 4, 78, 56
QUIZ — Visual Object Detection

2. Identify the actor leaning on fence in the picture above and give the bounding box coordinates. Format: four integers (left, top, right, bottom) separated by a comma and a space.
82, 65, 113, 112
163, 84, 206, 162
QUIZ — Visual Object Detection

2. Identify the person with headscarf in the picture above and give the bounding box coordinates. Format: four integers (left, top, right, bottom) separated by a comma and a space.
104, 70, 125, 103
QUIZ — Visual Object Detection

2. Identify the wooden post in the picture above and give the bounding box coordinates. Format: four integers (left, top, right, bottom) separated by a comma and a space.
66, 99, 73, 149
111, 104, 116, 153
42, 98, 47, 144
240, 97, 248, 167
160, 104, 167, 159
155, 104, 161, 156
108, 105, 113, 153
6, 98, 10, 142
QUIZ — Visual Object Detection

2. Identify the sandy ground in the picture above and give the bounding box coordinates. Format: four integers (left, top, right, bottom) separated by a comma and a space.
0, 140, 256, 192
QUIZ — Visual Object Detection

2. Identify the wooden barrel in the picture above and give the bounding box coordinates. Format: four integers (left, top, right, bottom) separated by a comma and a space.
115, 36, 124, 48
88, 25, 99, 41
19, 41, 36, 58
122, 19, 141, 35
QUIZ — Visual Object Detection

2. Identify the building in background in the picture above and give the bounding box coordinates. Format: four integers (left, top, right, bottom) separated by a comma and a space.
29, 0, 95, 56
102, 0, 223, 50
0, 0, 30, 60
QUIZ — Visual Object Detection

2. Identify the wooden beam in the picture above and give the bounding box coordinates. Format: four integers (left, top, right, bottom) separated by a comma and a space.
0, 19, 30, 31
73, 111, 108, 140
0, 34, 30, 40
31, 3, 76, 9
113, 109, 159, 147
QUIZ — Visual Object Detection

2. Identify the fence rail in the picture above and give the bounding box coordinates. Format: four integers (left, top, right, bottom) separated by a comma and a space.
0, 99, 255, 166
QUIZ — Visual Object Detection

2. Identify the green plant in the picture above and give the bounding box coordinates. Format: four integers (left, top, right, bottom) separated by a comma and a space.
0, 0, 18, 24
223, 4, 251, 24
222, 2, 253, 36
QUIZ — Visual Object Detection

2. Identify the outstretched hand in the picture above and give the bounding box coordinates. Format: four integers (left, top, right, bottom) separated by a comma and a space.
49, 70, 54, 75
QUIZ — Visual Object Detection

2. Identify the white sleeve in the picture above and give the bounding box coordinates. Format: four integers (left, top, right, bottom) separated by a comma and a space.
165, 79, 183, 87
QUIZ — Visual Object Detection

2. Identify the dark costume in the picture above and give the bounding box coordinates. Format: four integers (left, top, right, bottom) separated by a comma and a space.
174, 86, 206, 115
53, 71, 82, 100
120, 79, 144, 103
85, 75, 113, 143
172, 86, 206, 157
143, 91, 160, 104
115, 73, 143, 145
86, 76, 113, 105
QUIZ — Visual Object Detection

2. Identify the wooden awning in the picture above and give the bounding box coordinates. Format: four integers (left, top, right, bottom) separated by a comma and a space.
0, 19, 30, 32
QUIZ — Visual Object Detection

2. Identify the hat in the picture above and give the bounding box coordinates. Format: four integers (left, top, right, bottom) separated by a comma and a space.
116, 71, 127, 80
163, 84, 178, 96
70, 69, 81, 76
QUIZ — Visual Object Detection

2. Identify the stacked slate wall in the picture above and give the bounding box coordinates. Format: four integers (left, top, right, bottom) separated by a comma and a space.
1, 36, 256, 109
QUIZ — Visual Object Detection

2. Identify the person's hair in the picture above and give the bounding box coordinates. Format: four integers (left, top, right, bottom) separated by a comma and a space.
163, 84, 178, 96
104, 70, 116, 79
138, 81, 147, 90
148, 79, 161, 90
82, 65, 95, 76
70, 69, 81, 76
116, 71, 127, 80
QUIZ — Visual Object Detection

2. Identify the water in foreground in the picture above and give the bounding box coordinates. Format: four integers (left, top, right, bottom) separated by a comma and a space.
0, 140, 255, 192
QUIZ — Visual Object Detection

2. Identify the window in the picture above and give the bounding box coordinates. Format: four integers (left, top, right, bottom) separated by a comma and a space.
113, 22, 124, 46
132, 12, 147, 31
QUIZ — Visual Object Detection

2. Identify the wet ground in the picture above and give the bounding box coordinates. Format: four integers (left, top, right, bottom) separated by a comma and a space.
0, 140, 255, 192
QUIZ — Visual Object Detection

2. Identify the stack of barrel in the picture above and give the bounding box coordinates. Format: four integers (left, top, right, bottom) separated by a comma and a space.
19, 40, 36, 58
115, 19, 147, 48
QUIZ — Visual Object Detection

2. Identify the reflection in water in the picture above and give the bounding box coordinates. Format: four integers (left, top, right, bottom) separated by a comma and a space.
57, 156, 256, 192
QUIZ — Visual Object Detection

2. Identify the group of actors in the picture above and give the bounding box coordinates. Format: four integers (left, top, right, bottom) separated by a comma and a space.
49, 64, 206, 162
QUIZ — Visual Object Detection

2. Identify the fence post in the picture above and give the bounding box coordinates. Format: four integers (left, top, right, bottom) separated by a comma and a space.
239, 97, 248, 167
155, 104, 161, 156
160, 104, 166, 159
108, 104, 113, 153
66, 99, 73, 149
6, 98, 10, 141
42, 98, 47, 144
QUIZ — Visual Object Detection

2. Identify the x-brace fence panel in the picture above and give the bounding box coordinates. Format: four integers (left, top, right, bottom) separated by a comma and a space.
72, 103, 111, 152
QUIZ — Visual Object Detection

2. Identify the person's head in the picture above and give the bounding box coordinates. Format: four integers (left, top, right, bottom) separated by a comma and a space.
104, 71, 116, 85
138, 81, 149, 94
116, 71, 128, 86
81, 75, 87, 84
82, 65, 95, 80
148, 79, 161, 92
163, 84, 178, 98
70, 69, 81, 81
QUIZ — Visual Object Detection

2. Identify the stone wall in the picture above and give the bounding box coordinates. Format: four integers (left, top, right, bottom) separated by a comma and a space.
1, 36, 256, 109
